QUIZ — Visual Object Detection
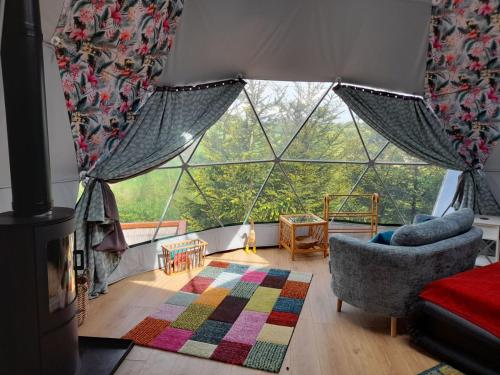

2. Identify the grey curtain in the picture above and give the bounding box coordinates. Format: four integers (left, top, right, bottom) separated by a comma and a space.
77, 79, 245, 297
334, 84, 500, 216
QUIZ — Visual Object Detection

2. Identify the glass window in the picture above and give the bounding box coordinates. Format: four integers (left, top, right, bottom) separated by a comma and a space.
282, 92, 367, 161
251, 165, 304, 222
110, 169, 181, 245
111, 80, 447, 246
246, 81, 332, 155
375, 165, 446, 223
190, 92, 274, 164
341, 167, 396, 224
354, 115, 388, 160
376, 143, 424, 164
281, 162, 366, 217
190, 163, 273, 225
161, 156, 183, 168
160, 172, 221, 236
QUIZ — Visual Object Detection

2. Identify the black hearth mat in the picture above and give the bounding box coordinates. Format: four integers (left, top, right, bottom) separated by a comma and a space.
79, 336, 134, 375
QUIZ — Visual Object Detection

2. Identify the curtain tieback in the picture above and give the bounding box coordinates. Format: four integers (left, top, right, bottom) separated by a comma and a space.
83, 178, 119, 221
450, 168, 481, 213
81, 177, 128, 252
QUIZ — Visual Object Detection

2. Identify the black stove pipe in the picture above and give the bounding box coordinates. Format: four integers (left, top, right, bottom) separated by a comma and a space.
1, 0, 53, 216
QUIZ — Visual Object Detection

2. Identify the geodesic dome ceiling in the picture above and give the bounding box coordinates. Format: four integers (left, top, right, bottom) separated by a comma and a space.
38, 0, 432, 94
161, 0, 431, 95
13, 0, 496, 248
110, 81, 446, 245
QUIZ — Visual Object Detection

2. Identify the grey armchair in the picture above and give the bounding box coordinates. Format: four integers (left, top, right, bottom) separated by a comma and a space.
329, 208, 482, 337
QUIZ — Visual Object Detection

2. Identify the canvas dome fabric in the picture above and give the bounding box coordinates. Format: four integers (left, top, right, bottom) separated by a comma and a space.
2, 0, 498, 216
161, 0, 432, 95
1, 0, 498, 291
38, 0, 432, 95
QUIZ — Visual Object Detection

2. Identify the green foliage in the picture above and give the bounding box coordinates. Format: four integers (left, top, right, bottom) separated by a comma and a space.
110, 169, 180, 223
112, 81, 446, 232
190, 164, 272, 224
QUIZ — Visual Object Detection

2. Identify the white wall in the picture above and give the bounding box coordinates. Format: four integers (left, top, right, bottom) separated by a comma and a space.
109, 223, 280, 283
0, 0, 79, 213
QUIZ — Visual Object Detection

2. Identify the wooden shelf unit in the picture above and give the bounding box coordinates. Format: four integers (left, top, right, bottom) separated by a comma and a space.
161, 239, 207, 275
323, 193, 380, 237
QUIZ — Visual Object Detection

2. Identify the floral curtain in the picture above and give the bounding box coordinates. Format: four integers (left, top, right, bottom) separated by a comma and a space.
51, 1, 248, 298
335, 85, 500, 215
51, 0, 179, 296
77, 81, 244, 297
341, 0, 500, 214
426, 0, 499, 168
52, 0, 183, 174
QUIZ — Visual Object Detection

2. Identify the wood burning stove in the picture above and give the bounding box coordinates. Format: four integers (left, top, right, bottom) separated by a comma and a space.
0, 209, 79, 375
0, 1, 79, 374
0, 1, 134, 374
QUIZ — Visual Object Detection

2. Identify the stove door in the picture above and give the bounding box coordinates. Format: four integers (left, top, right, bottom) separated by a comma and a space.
35, 218, 77, 334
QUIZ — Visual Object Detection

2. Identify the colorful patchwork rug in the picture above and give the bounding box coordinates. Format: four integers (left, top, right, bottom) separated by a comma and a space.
123, 261, 312, 372
418, 363, 464, 375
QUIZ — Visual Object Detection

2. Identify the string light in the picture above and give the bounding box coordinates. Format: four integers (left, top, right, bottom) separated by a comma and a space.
333, 83, 421, 101
157, 79, 246, 92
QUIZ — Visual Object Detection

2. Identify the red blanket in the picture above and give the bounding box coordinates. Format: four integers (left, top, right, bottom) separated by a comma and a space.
420, 262, 500, 338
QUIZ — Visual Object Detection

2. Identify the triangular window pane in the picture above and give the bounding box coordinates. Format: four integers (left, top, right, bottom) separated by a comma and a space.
336, 167, 396, 225
77, 183, 84, 202
111, 169, 181, 244
247, 80, 331, 155
375, 165, 446, 224
161, 156, 182, 168
190, 163, 273, 225
281, 162, 367, 217
162, 172, 221, 234
180, 136, 202, 163
283, 91, 367, 161
190, 92, 274, 164
376, 143, 424, 163
250, 165, 303, 222
354, 115, 388, 159
158, 137, 201, 168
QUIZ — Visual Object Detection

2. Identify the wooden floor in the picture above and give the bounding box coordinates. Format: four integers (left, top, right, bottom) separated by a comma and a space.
79, 248, 438, 375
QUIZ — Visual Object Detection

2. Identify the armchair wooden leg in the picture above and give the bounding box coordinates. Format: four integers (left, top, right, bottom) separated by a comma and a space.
336, 299, 343, 312
390, 317, 397, 337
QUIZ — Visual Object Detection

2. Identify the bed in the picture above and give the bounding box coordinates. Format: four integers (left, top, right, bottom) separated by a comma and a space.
409, 263, 500, 375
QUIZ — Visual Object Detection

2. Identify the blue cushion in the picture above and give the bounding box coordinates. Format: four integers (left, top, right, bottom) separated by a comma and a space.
369, 231, 395, 245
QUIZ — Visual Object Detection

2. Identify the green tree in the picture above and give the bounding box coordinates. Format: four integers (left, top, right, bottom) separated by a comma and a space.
111, 80, 446, 233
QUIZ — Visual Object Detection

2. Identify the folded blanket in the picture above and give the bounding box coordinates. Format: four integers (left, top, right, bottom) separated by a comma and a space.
420, 262, 500, 338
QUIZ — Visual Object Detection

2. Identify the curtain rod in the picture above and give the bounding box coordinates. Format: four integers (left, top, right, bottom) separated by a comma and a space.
333, 81, 423, 101
156, 78, 246, 92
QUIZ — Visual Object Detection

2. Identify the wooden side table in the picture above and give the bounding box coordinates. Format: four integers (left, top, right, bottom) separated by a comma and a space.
473, 215, 500, 263
279, 214, 328, 261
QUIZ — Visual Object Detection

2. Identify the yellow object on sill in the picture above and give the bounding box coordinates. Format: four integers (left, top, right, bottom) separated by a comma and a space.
245, 219, 257, 254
